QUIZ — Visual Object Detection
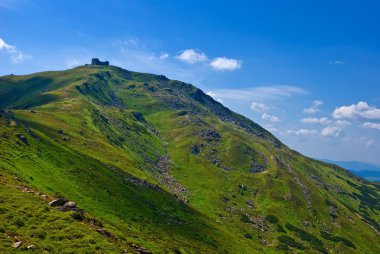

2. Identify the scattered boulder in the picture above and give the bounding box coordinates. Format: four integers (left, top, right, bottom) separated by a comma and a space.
27, 245, 35, 250
12, 241, 22, 249
49, 198, 67, 207
131, 243, 151, 254
96, 228, 113, 238
57, 129, 64, 134
250, 162, 266, 173
63, 137, 70, 142
191, 145, 201, 155
66, 201, 77, 208
16, 134, 28, 144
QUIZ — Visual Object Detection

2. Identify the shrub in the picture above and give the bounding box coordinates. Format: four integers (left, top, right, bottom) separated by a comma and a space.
70, 212, 84, 221
276, 224, 286, 233
265, 214, 279, 224
13, 218, 25, 227
277, 235, 305, 250
31, 229, 47, 240
321, 231, 356, 249
244, 233, 253, 239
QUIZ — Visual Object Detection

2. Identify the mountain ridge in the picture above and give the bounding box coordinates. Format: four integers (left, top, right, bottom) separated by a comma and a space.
0, 64, 380, 253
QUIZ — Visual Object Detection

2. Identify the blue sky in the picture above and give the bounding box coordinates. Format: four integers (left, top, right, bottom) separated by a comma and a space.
1, 0, 380, 164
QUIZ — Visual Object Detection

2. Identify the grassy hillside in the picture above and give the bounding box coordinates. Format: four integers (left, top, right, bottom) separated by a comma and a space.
1, 65, 380, 253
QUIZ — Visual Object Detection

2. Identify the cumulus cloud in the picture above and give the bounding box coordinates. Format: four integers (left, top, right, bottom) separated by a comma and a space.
286, 129, 318, 136
0, 38, 32, 63
303, 100, 323, 114
210, 57, 241, 71
175, 49, 207, 64
363, 122, 380, 130
333, 101, 380, 120
321, 126, 342, 137
206, 91, 223, 103
301, 117, 331, 125
159, 52, 169, 60
250, 102, 269, 112
261, 113, 280, 123
264, 124, 280, 133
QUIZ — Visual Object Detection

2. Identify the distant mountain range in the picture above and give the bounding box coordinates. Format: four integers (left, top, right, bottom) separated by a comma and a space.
320, 159, 380, 182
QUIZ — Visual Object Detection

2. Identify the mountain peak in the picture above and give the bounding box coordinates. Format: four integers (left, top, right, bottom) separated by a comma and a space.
0, 66, 379, 253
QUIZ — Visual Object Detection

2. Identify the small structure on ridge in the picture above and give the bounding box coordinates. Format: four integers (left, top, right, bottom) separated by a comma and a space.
91, 58, 109, 66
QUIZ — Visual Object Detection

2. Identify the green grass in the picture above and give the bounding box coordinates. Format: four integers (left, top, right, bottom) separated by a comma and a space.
0, 64, 380, 253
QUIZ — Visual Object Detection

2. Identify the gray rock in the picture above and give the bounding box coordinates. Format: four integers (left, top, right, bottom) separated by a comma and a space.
66, 201, 76, 208
49, 198, 67, 207
12, 241, 22, 248
16, 134, 28, 144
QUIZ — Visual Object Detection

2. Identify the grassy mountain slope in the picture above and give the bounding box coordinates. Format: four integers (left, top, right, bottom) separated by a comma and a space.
0, 65, 380, 253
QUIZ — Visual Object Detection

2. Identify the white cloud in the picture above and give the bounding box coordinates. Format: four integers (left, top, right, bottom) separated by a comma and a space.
360, 137, 376, 147
0, 38, 32, 63
261, 113, 280, 123
301, 117, 331, 125
334, 120, 351, 126
175, 49, 207, 64
363, 122, 380, 130
210, 57, 241, 71
303, 100, 323, 114
206, 91, 223, 103
264, 124, 279, 133
333, 101, 380, 120
321, 126, 342, 137
208, 85, 307, 102
250, 102, 269, 112
286, 129, 318, 136
329, 60, 345, 65
66, 59, 81, 68
159, 52, 169, 60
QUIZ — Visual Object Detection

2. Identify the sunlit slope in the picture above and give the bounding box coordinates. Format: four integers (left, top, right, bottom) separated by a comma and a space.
0, 65, 379, 253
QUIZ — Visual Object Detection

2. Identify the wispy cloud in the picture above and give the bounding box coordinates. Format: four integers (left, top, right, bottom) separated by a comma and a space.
286, 129, 318, 136
250, 102, 269, 112
175, 49, 207, 64
333, 101, 380, 120
261, 113, 280, 123
159, 52, 169, 60
360, 137, 376, 147
66, 59, 82, 68
300, 117, 331, 125
210, 57, 241, 71
303, 100, 323, 114
0, 0, 19, 9
363, 122, 380, 130
206, 91, 223, 103
329, 60, 345, 65
207, 85, 307, 102
0, 38, 32, 63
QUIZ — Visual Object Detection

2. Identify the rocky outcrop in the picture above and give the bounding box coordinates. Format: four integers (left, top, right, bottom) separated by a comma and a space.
48, 198, 67, 207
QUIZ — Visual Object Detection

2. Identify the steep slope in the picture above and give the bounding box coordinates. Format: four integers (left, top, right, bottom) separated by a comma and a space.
0, 65, 380, 253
